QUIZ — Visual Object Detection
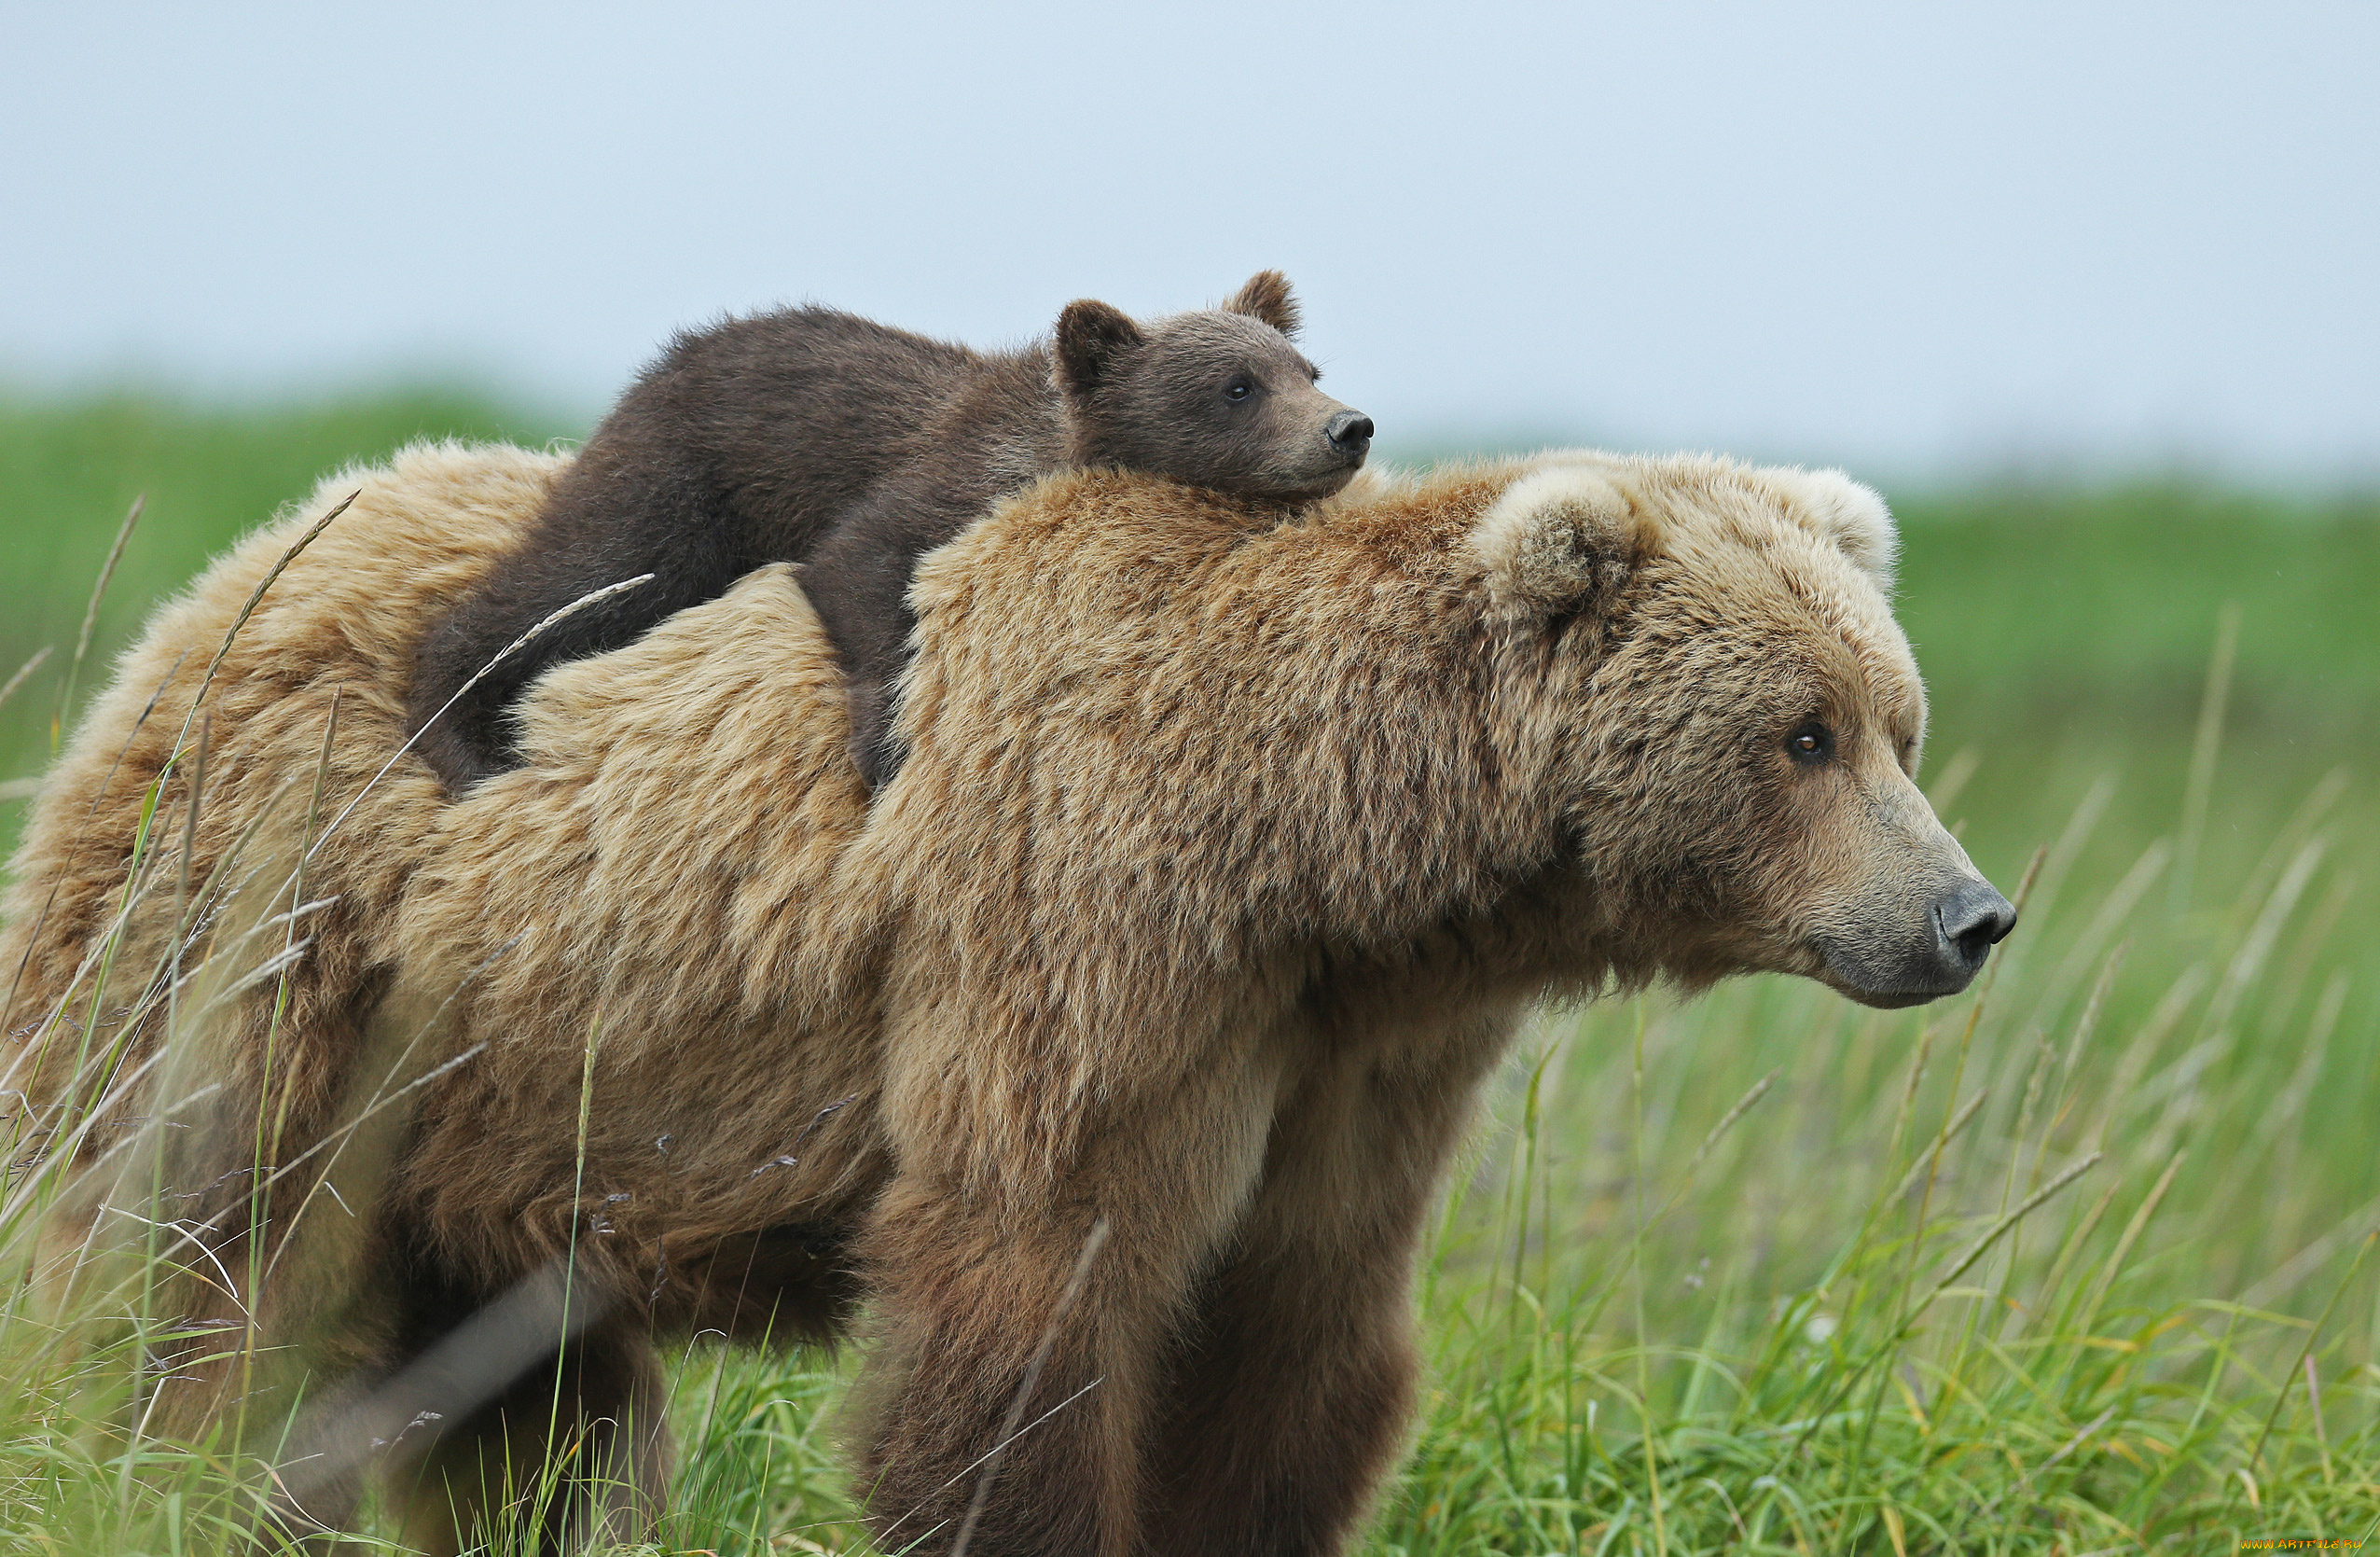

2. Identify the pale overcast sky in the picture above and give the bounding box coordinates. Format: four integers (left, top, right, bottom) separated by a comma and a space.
5, 2, 2374, 480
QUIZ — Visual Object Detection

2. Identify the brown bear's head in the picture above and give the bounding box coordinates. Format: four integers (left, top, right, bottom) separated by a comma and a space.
1051, 271, 1372, 503
1473, 455, 2014, 1008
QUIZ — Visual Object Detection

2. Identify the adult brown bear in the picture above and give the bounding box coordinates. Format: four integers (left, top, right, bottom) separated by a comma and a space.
0, 442, 2010, 1554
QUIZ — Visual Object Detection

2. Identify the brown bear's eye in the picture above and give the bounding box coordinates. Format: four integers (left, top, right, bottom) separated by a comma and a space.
1786, 722, 1835, 766
1224, 376, 1254, 402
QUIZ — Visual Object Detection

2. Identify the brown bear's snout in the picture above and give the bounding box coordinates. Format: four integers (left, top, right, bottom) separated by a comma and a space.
1821, 871, 2016, 1008
1327, 410, 1375, 459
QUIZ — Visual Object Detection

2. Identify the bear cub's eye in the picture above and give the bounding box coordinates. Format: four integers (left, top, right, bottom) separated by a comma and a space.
1785, 721, 1835, 766
1223, 376, 1255, 403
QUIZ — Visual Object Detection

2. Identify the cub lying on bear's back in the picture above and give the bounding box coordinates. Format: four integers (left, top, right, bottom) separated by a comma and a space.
407, 271, 1375, 794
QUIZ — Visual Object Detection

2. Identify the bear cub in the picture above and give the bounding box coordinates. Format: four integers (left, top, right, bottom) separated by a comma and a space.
408, 271, 1373, 791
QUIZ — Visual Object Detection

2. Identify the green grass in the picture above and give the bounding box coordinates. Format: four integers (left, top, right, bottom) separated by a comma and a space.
0, 390, 571, 785
2, 395, 2377, 1552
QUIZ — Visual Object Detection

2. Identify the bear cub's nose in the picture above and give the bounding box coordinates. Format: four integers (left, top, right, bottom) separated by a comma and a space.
1327, 411, 1375, 457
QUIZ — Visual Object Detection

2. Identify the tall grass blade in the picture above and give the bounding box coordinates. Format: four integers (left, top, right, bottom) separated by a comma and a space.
49, 494, 142, 749
2171, 600, 2239, 916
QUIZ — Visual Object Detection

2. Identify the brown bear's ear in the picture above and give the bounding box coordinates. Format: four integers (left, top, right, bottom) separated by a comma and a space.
1470, 462, 1661, 621
1772, 468, 1898, 590
1222, 270, 1301, 338
1056, 299, 1146, 398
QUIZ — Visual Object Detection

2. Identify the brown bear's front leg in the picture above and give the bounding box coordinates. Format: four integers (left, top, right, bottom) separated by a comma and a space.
1140, 1008, 1516, 1557
851, 1050, 1280, 1557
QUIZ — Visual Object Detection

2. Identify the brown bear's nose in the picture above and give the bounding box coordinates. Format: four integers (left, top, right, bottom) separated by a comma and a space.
1328, 411, 1374, 455
1933, 879, 2017, 977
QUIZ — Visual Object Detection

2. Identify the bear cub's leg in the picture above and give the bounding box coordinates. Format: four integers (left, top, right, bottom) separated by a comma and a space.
801, 478, 986, 788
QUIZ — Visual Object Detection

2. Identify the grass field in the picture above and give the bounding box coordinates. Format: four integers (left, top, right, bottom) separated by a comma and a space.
2, 394, 2376, 1552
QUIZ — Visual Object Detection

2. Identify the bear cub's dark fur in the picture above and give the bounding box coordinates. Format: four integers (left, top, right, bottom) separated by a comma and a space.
408, 271, 1372, 792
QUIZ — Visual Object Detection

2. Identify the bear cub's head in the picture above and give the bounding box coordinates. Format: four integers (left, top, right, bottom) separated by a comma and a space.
1053, 271, 1371, 504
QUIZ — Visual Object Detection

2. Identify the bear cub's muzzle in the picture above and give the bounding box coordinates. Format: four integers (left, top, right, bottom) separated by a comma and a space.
1326, 410, 1375, 462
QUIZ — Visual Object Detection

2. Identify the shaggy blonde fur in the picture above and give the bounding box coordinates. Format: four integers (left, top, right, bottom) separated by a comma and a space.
1, 440, 1994, 1555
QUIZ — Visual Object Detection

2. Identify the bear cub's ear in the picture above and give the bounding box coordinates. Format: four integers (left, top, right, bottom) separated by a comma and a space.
1471, 464, 1661, 621
1056, 299, 1146, 398
1223, 270, 1301, 338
